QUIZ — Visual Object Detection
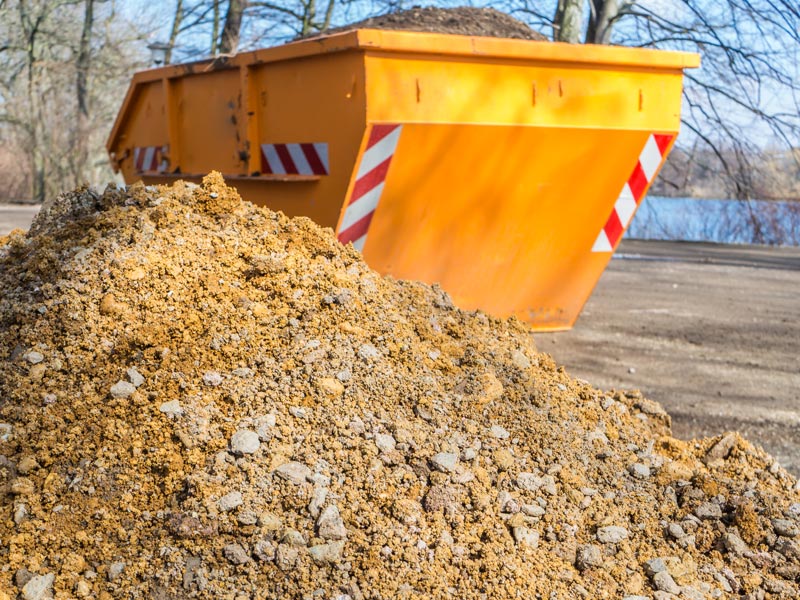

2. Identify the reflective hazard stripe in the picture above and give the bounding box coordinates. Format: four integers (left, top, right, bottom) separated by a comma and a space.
133, 145, 169, 173
592, 134, 673, 252
260, 143, 329, 176
337, 124, 402, 252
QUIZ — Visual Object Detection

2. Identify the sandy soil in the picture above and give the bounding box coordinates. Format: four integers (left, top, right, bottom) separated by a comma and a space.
2, 181, 796, 599
540, 239, 800, 476
312, 7, 546, 40
3, 206, 798, 476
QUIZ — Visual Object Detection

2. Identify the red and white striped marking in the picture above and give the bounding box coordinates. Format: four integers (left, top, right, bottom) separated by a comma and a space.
260, 143, 329, 176
337, 124, 402, 252
133, 145, 169, 173
592, 134, 674, 252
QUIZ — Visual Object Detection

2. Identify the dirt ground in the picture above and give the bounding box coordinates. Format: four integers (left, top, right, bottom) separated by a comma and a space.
540, 239, 800, 476
3, 184, 797, 599
314, 6, 546, 40
2, 205, 798, 475
0, 204, 40, 236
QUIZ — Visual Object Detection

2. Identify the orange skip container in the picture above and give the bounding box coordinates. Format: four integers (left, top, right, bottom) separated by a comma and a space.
107, 30, 699, 330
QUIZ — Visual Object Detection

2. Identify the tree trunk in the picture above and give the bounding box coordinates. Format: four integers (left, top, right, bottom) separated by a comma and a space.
76, 0, 93, 118
586, 0, 618, 45
74, 0, 94, 186
19, 0, 46, 202
301, 0, 315, 36
211, 0, 220, 55
219, 0, 247, 55
554, 0, 585, 43
321, 0, 335, 32
165, 0, 183, 64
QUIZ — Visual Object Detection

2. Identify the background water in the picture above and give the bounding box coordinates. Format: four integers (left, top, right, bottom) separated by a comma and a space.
626, 197, 800, 246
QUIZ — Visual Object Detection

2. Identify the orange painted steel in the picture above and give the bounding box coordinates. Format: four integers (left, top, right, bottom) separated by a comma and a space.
107, 29, 699, 330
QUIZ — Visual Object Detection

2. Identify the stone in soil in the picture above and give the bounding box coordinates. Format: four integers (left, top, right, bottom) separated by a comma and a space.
317, 505, 347, 540
219, 491, 243, 512
316, 6, 547, 41
596, 526, 629, 544
309, 541, 345, 564
126, 367, 145, 388
223, 543, 251, 565
230, 429, 260, 454
575, 544, 603, 571
430, 452, 458, 473
772, 518, 799, 537
274, 461, 312, 484
109, 380, 136, 399
21, 573, 54, 600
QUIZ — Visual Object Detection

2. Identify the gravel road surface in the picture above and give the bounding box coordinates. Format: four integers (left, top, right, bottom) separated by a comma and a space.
541, 239, 800, 475
0, 204, 40, 236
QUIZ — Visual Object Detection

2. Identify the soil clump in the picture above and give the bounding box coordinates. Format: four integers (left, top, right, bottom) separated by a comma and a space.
311, 6, 547, 41
0, 174, 798, 599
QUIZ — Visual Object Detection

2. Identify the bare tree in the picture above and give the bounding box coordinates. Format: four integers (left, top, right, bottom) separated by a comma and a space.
585, 0, 620, 44
1, 0, 797, 208
618, 1, 799, 199
73, 0, 94, 184
0, 0, 150, 201
163, 0, 358, 58
164, 0, 184, 64
554, 0, 585, 42
211, 0, 221, 54
507, 0, 800, 200
219, 0, 247, 53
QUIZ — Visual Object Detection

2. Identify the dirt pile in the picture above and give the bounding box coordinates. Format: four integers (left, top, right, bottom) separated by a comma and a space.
0, 174, 798, 599
314, 7, 547, 41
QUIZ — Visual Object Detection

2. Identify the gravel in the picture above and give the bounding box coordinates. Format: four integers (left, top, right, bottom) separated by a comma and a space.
490, 424, 510, 439
666, 522, 685, 539
309, 541, 345, 564
705, 432, 737, 465
218, 491, 243, 512
644, 557, 667, 577
253, 539, 276, 561
230, 429, 261, 454
722, 532, 749, 555
202, 371, 223, 386
237, 510, 258, 525
21, 573, 54, 600
653, 571, 681, 594
596, 526, 630, 544
126, 367, 145, 388
521, 503, 545, 518
23, 351, 44, 365
430, 452, 458, 473
575, 544, 603, 571
317, 505, 347, 540
109, 380, 136, 399
375, 433, 396, 453
694, 502, 723, 520
107, 562, 125, 582
772, 518, 799, 537
259, 512, 282, 531
628, 462, 651, 479
158, 399, 182, 416
223, 543, 251, 565
512, 526, 540, 547
274, 461, 312, 485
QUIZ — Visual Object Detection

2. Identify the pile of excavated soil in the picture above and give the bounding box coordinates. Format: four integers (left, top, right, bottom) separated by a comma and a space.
313, 7, 547, 41
0, 174, 798, 600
